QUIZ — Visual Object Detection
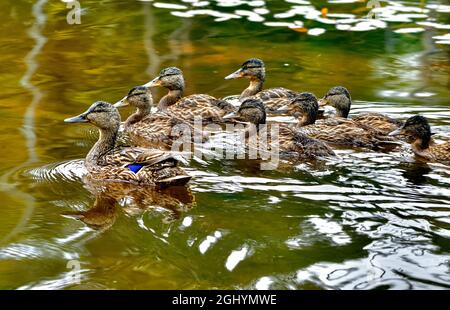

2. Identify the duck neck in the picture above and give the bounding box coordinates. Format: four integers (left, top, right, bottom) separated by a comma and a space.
158, 89, 183, 111
85, 128, 118, 170
240, 78, 264, 99
412, 135, 431, 152
124, 107, 151, 128
299, 112, 316, 126
335, 98, 351, 118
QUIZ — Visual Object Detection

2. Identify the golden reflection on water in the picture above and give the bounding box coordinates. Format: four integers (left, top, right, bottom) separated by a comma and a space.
0, 0, 449, 289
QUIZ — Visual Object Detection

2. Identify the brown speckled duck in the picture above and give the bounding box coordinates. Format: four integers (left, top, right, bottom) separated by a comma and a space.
114, 86, 198, 150
283, 92, 398, 149
223, 98, 335, 159
224, 58, 298, 112
389, 115, 450, 164
319, 86, 403, 136
144, 67, 234, 123
64, 101, 191, 186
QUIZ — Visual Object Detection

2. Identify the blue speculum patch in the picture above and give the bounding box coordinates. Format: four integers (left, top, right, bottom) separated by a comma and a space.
127, 163, 143, 173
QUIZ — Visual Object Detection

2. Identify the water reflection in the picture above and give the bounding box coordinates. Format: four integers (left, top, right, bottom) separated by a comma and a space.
0, 0, 48, 245
399, 162, 432, 185
64, 180, 196, 231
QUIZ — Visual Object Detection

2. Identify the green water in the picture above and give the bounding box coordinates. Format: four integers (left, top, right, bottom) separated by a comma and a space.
0, 0, 449, 289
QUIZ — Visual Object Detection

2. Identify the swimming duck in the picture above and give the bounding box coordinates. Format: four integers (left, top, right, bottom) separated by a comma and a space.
223, 98, 335, 159
143, 67, 235, 123
224, 58, 298, 112
319, 86, 403, 135
64, 101, 191, 186
283, 92, 398, 149
114, 86, 199, 150
389, 115, 450, 164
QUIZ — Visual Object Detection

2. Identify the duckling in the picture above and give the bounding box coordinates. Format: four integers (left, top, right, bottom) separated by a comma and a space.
389, 115, 450, 164
224, 58, 298, 112
143, 67, 235, 123
114, 86, 198, 150
284, 92, 398, 149
64, 101, 191, 186
319, 86, 403, 135
223, 98, 335, 159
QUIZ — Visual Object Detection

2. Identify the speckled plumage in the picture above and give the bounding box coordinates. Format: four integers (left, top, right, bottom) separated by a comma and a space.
166, 94, 234, 124
225, 58, 301, 112
276, 89, 399, 149
390, 115, 450, 164
146, 67, 235, 124
254, 87, 298, 112
65, 101, 191, 186
231, 98, 335, 159
320, 86, 403, 135
117, 86, 200, 150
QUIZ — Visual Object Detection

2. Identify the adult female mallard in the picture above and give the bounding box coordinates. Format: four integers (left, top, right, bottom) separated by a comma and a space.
64, 101, 191, 186
143, 67, 235, 123
114, 86, 198, 150
389, 115, 450, 164
282, 92, 398, 149
319, 86, 403, 135
223, 98, 335, 159
224, 58, 298, 112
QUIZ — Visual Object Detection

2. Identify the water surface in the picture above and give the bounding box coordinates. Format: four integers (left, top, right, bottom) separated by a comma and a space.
0, 0, 449, 289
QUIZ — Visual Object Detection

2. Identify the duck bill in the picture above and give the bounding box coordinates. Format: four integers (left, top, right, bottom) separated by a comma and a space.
64, 113, 88, 123
224, 68, 244, 80
143, 77, 162, 88
222, 112, 238, 120
388, 128, 402, 136
114, 96, 129, 108
318, 98, 329, 107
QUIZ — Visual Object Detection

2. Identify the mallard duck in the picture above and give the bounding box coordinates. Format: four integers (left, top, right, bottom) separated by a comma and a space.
224, 58, 298, 112
114, 86, 199, 150
389, 115, 450, 164
64, 101, 191, 186
223, 98, 335, 159
143, 67, 235, 123
283, 92, 398, 149
319, 86, 403, 135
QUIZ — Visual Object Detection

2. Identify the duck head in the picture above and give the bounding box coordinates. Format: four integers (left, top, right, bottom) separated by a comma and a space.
65, 101, 121, 132
114, 86, 153, 110
114, 86, 154, 126
283, 92, 319, 126
225, 58, 265, 98
144, 67, 185, 91
225, 58, 265, 81
319, 86, 351, 118
223, 98, 266, 126
389, 115, 432, 149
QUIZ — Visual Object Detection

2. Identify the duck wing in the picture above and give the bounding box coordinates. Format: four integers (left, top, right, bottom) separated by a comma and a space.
352, 112, 403, 135
299, 121, 396, 149
254, 87, 297, 111
430, 142, 450, 163
92, 148, 191, 186
128, 113, 195, 149
165, 94, 233, 124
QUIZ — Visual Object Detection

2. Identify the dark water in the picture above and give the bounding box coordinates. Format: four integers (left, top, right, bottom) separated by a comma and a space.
0, 0, 449, 289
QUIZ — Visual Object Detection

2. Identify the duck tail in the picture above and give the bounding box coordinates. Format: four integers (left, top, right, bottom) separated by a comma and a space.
156, 175, 192, 187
